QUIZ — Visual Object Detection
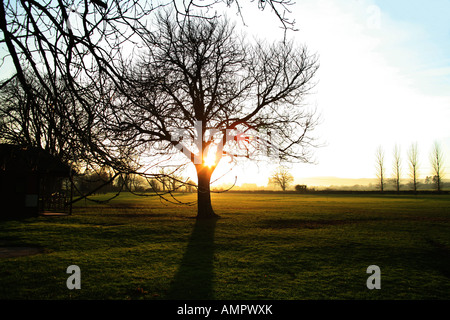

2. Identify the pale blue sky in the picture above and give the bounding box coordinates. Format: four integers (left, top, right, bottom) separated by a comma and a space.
373, 0, 450, 95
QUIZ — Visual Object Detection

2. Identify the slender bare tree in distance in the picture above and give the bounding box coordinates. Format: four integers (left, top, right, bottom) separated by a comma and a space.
392, 144, 401, 192
430, 142, 445, 193
375, 146, 385, 192
407, 142, 419, 192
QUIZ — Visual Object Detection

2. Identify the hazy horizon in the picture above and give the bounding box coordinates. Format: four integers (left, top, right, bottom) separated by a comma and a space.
211, 175, 449, 190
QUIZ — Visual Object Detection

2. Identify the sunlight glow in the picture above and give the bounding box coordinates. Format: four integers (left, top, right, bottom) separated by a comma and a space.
203, 149, 217, 167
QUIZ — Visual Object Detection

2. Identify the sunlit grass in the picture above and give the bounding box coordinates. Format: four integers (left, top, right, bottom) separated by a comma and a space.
1, 192, 449, 299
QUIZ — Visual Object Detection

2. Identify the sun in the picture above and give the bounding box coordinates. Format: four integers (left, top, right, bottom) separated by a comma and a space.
203, 148, 217, 167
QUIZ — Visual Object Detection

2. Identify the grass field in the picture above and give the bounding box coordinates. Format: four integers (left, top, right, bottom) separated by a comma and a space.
1, 192, 450, 300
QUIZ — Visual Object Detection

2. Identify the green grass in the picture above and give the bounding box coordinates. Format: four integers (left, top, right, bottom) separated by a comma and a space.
1, 192, 450, 300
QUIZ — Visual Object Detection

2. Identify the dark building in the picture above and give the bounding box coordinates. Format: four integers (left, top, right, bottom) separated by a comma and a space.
0, 144, 73, 219
295, 184, 308, 193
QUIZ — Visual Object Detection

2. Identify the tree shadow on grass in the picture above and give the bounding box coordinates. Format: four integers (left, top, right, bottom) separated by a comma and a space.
168, 218, 217, 299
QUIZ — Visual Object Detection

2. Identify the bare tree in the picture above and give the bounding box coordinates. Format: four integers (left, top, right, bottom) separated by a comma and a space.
101, 13, 318, 218
269, 166, 294, 191
1, 1, 315, 216
0, 0, 304, 205
430, 142, 445, 192
392, 144, 401, 192
155, 167, 186, 192
375, 146, 385, 192
0, 73, 91, 164
407, 142, 419, 192
0, 0, 297, 101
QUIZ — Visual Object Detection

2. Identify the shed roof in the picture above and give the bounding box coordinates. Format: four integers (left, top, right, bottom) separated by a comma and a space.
0, 144, 71, 176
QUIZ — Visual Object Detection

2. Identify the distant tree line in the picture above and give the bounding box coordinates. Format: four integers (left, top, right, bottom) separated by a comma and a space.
74, 168, 197, 196
268, 141, 448, 193
375, 141, 447, 193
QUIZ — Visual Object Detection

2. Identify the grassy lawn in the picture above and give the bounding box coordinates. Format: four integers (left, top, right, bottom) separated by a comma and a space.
1, 192, 450, 300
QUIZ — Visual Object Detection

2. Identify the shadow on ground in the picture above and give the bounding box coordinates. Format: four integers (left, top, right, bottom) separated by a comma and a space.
167, 218, 217, 299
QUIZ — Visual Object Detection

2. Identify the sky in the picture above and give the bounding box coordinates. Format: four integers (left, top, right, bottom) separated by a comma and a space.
1, 0, 449, 187
210, 0, 450, 187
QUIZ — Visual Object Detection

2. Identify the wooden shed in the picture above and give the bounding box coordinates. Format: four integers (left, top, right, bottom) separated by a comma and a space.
0, 144, 73, 218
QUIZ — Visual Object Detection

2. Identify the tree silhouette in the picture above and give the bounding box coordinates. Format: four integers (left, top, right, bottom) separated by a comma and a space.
407, 142, 419, 192
100, 13, 318, 218
0, 0, 297, 168
430, 142, 445, 193
269, 166, 294, 191
1, 0, 317, 217
392, 144, 401, 192
0, 73, 92, 165
375, 146, 385, 192
0, 0, 297, 103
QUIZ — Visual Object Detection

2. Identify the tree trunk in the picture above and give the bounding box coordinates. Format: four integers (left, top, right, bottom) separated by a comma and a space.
195, 165, 219, 219
413, 171, 417, 193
